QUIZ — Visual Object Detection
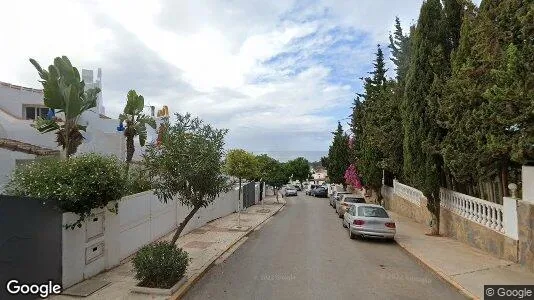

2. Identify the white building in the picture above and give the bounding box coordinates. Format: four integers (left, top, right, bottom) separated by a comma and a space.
0, 70, 158, 192
311, 167, 328, 184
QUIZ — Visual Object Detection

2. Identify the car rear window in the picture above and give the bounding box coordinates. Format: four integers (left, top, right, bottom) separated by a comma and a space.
344, 197, 365, 203
358, 206, 389, 218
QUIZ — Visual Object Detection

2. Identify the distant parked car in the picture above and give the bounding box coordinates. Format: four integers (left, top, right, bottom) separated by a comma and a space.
336, 196, 366, 218
311, 186, 328, 198
306, 184, 318, 195
330, 191, 351, 208
284, 185, 298, 197
342, 204, 396, 240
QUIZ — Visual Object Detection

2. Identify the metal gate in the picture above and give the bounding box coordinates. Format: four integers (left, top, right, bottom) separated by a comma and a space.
242, 182, 256, 209
0, 195, 63, 299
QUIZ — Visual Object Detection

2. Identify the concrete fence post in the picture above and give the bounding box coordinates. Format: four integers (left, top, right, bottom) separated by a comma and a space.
524, 166, 534, 203
503, 197, 519, 240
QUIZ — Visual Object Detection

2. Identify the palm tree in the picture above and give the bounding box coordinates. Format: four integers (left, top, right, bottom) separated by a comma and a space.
30, 56, 101, 158
119, 90, 156, 168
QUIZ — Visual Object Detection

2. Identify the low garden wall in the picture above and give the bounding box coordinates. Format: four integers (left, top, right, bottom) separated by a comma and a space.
383, 181, 432, 226
384, 180, 522, 262
439, 189, 519, 262
62, 187, 245, 288
440, 207, 518, 262
518, 200, 534, 272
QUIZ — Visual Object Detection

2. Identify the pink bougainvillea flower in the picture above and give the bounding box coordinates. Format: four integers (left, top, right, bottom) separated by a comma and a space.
344, 164, 362, 189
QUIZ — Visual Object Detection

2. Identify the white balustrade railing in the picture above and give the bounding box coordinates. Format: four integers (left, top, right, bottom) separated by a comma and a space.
393, 180, 422, 207
440, 188, 505, 234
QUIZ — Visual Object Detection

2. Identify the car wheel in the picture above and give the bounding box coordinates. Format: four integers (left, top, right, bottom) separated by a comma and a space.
349, 228, 355, 239
342, 220, 347, 228
338, 212, 343, 219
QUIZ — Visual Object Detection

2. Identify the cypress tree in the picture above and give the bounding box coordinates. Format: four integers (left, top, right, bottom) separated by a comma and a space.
389, 17, 412, 84
328, 122, 351, 185
440, 0, 534, 198
351, 45, 398, 201
402, 0, 464, 234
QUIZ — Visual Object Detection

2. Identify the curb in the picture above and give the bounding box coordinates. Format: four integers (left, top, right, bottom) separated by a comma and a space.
169, 200, 286, 299
395, 240, 478, 300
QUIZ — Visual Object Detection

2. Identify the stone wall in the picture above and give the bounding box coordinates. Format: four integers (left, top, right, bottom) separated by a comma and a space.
518, 200, 534, 272
384, 190, 432, 226
440, 208, 518, 262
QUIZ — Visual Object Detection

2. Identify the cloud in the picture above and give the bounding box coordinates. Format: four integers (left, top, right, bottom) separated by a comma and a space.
0, 0, 454, 160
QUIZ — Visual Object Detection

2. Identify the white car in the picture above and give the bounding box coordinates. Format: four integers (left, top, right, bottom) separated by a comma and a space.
342, 204, 396, 240
284, 185, 298, 197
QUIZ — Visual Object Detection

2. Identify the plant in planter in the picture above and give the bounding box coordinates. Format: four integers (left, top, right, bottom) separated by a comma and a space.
132, 241, 189, 289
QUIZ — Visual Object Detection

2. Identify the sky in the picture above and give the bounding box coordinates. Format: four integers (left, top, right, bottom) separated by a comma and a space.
0, 0, 464, 162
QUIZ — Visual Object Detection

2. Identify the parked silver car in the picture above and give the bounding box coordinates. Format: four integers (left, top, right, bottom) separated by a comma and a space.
284, 185, 298, 197
342, 204, 396, 240
330, 191, 351, 208
335, 195, 366, 218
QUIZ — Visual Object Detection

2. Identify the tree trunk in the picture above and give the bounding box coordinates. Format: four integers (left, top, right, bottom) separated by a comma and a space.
171, 205, 201, 244
427, 195, 440, 235
375, 186, 383, 206
238, 178, 242, 210
126, 133, 135, 164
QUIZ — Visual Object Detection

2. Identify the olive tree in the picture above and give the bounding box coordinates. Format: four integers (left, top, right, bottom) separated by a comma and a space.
225, 149, 259, 205
143, 113, 230, 244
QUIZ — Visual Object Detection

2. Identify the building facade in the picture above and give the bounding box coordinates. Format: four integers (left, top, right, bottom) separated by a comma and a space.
0, 72, 157, 192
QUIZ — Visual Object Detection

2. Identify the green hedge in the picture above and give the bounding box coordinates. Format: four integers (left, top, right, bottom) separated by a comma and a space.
133, 241, 189, 288
6, 153, 133, 228
125, 164, 153, 195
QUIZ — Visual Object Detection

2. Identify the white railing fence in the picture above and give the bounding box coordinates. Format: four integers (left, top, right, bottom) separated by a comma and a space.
440, 188, 505, 234
393, 180, 423, 207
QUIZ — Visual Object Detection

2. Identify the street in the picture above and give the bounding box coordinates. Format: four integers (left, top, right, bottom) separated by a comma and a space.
184, 193, 466, 300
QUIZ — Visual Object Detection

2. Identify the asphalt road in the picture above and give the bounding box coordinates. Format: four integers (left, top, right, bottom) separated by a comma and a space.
184, 193, 465, 300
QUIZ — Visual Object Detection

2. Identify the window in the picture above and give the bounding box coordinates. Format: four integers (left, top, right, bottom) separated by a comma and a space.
24, 106, 49, 120
358, 206, 389, 218
344, 197, 366, 204
39, 107, 48, 117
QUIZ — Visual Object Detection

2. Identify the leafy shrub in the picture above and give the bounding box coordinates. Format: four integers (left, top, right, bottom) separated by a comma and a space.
125, 165, 153, 195
132, 241, 189, 288
5, 153, 126, 228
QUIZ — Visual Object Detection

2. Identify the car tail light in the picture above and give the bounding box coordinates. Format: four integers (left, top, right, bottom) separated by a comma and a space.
385, 222, 396, 228
353, 219, 365, 226
342, 203, 349, 207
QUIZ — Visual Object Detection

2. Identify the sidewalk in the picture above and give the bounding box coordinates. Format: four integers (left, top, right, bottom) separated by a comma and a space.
389, 211, 534, 300
52, 196, 285, 300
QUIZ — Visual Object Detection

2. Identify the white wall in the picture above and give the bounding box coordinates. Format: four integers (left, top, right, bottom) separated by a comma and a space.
0, 82, 44, 118
0, 148, 35, 192
62, 188, 239, 288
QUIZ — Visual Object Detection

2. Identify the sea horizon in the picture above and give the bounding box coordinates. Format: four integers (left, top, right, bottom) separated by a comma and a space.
251, 150, 328, 163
